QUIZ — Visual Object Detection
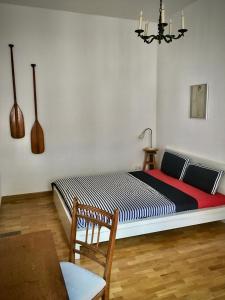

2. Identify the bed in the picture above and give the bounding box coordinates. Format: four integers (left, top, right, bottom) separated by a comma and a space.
53, 148, 225, 247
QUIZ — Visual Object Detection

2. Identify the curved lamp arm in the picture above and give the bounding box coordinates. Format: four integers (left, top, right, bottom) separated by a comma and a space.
138, 128, 152, 148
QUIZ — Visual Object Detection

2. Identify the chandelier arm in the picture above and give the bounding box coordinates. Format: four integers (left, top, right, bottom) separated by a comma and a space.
172, 33, 183, 40
145, 35, 158, 44
163, 35, 172, 43
135, 29, 144, 37
172, 29, 188, 40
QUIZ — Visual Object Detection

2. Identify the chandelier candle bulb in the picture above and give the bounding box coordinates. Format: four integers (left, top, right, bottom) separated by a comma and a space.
161, 3, 165, 23
181, 10, 185, 29
144, 22, 149, 36
169, 19, 172, 35
139, 10, 143, 29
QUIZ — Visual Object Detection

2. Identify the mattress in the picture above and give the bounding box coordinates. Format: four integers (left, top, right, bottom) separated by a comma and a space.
52, 171, 198, 226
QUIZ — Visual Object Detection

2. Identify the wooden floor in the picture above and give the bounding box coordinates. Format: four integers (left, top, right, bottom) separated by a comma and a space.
1, 195, 225, 300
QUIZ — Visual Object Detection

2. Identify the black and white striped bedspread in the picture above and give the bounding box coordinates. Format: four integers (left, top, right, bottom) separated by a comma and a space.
53, 172, 176, 224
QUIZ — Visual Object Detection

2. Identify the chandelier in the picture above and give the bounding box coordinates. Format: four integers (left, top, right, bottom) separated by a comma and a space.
135, 0, 188, 44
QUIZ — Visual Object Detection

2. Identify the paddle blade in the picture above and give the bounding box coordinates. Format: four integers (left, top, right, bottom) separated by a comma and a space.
31, 120, 45, 154
10, 104, 25, 138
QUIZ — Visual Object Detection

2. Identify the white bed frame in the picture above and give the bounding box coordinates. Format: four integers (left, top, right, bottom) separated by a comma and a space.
53, 148, 225, 247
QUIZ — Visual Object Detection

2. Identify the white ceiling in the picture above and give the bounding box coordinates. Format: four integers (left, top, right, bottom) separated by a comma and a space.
0, 0, 197, 21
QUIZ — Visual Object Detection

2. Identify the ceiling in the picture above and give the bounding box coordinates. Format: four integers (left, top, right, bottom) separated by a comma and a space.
0, 0, 197, 21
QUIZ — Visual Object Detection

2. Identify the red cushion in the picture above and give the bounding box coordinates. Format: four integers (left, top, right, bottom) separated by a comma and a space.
146, 169, 225, 209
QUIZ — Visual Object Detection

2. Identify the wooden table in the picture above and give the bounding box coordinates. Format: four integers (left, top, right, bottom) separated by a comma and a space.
0, 230, 68, 300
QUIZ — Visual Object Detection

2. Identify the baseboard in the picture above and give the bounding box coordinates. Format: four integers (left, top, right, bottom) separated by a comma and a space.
2, 191, 53, 203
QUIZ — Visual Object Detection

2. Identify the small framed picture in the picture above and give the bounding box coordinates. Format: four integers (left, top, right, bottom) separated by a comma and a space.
190, 84, 208, 119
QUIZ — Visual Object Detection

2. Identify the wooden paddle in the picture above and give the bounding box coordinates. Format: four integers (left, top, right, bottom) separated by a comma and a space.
9, 44, 25, 138
31, 64, 45, 154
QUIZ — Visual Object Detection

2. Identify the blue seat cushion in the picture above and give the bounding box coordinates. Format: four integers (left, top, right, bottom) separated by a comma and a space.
60, 262, 106, 300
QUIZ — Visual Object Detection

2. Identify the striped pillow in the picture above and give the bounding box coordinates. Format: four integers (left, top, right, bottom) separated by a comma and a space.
183, 163, 224, 195
161, 151, 190, 180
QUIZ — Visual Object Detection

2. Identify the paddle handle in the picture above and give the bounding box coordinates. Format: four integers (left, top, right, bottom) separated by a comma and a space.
31, 64, 38, 121
9, 44, 17, 104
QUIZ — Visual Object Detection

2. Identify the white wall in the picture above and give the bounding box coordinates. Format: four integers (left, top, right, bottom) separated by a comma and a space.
157, 0, 225, 164
0, 4, 157, 196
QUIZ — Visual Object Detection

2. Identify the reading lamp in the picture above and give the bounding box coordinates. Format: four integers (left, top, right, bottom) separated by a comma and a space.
138, 128, 153, 148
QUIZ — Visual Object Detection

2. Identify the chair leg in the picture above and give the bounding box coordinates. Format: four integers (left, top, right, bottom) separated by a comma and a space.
70, 245, 81, 261
75, 243, 80, 260
102, 287, 109, 300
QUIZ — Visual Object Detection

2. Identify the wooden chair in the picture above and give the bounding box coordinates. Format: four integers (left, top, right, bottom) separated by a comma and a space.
60, 200, 119, 300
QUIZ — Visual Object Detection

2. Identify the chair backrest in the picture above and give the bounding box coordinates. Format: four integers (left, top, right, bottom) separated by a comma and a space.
69, 200, 119, 283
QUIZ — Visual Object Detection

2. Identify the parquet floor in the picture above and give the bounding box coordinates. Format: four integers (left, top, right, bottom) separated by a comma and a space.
1, 194, 225, 300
